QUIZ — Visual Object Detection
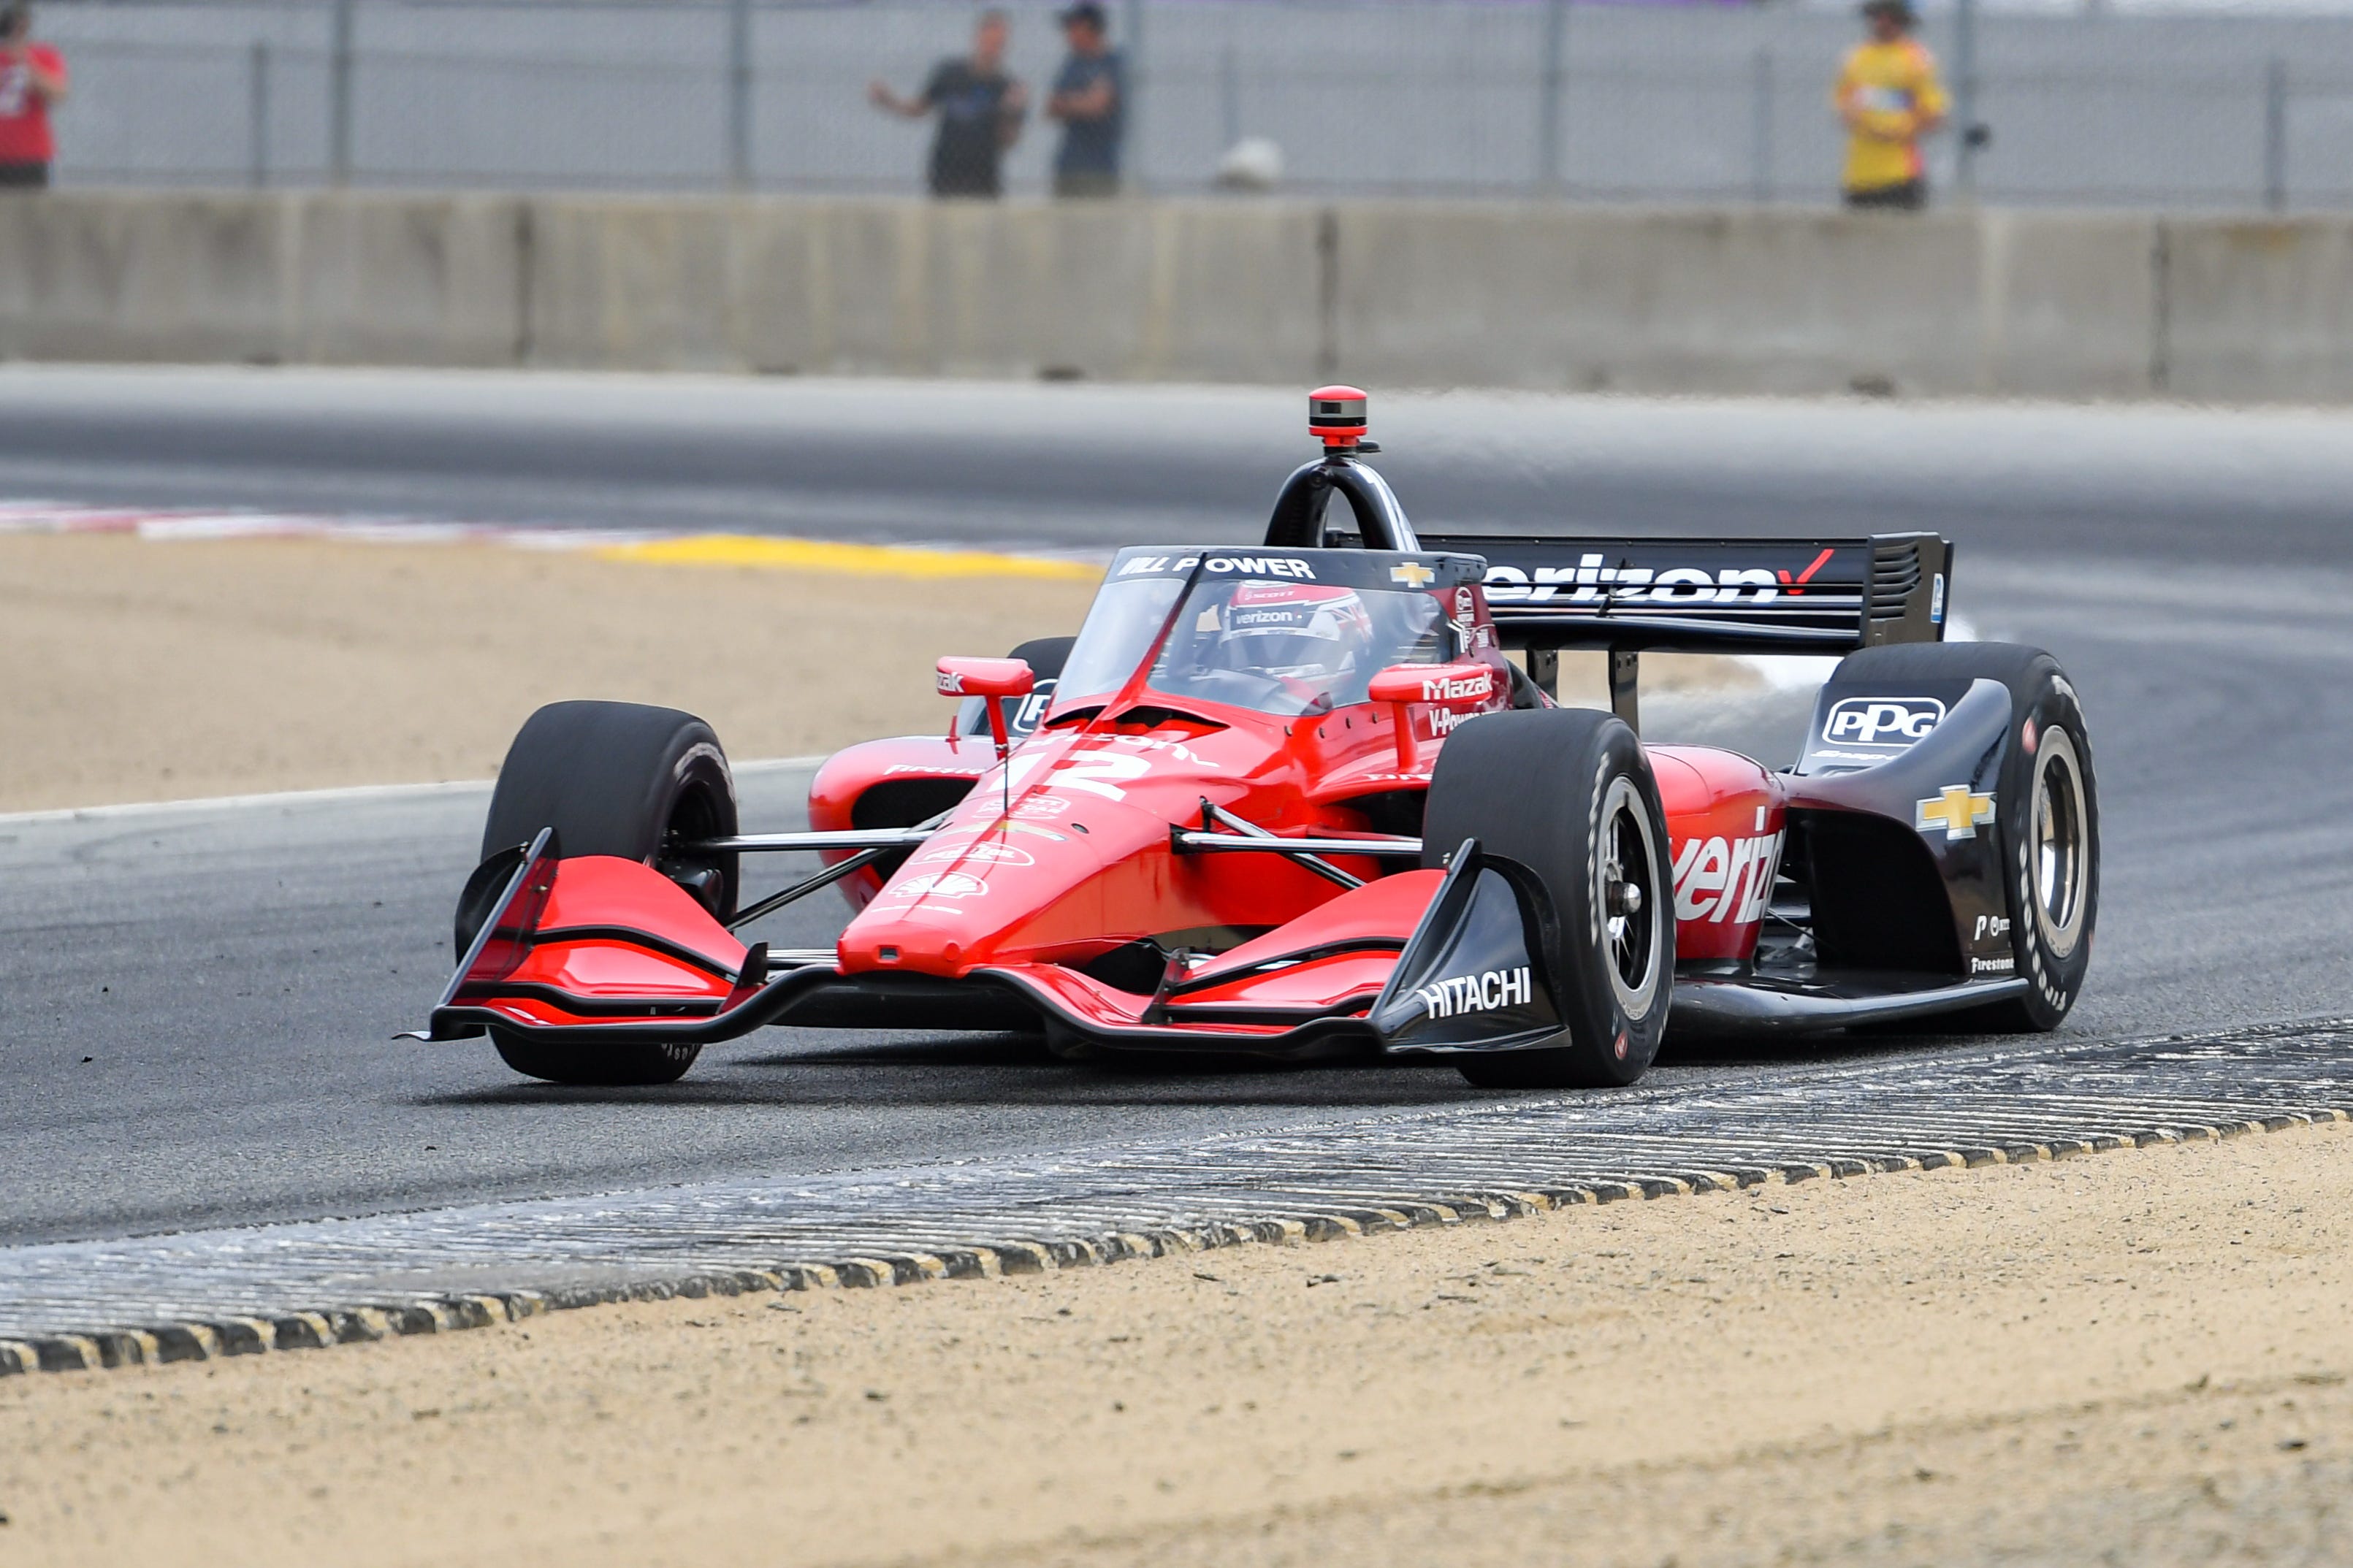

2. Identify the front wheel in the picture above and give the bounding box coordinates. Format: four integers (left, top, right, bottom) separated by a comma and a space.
463, 700, 739, 1086
492, 1031, 701, 1087
1422, 708, 1675, 1090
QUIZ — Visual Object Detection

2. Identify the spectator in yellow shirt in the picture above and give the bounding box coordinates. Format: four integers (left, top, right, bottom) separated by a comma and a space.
1834, 0, 1948, 210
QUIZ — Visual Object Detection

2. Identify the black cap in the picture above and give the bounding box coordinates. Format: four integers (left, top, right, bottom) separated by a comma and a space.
1861, 0, 1917, 21
1058, 1, 1107, 30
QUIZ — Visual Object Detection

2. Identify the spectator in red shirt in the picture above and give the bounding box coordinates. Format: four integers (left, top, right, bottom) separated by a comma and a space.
0, 4, 66, 188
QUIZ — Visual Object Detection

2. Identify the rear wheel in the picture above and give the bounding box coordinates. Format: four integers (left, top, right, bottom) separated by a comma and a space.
1422, 708, 1674, 1089
1823, 642, 2099, 1031
465, 700, 741, 1086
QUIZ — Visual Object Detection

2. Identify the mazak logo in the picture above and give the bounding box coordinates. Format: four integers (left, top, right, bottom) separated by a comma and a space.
880, 871, 988, 902
1823, 697, 1946, 748
1672, 831, 1783, 925
936, 670, 969, 695
917, 841, 1035, 868
1415, 966, 1533, 1020
1421, 670, 1493, 703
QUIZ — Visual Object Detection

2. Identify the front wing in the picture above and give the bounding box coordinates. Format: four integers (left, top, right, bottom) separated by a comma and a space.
412, 829, 2029, 1058
413, 833, 1574, 1060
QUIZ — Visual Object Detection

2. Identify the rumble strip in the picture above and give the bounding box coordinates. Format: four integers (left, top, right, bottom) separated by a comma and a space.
4, 1020, 2350, 1377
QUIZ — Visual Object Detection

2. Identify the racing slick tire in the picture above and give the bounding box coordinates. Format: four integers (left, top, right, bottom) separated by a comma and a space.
490, 1033, 701, 1088
462, 700, 741, 1087
1422, 708, 1674, 1090
1823, 642, 2099, 1032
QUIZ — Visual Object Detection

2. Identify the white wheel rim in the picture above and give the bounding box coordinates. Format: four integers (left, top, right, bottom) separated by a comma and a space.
1597, 776, 1664, 1018
2029, 724, 2089, 960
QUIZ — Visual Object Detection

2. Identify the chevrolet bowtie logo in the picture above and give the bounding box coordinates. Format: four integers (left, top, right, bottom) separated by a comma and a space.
1389, 562, 1435, 588
1915, 786, 1996, 840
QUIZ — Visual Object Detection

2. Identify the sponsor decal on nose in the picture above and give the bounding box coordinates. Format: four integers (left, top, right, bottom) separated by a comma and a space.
918, 841, 1036, 868
878, 871, 990, 902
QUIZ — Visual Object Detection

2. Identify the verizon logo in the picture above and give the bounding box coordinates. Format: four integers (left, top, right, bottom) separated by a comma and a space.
1484, 549, 1841, 606
1672, 831, 1783, 925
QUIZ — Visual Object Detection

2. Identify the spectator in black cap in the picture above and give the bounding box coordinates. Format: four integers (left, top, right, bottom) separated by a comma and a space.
869, 9, 1027, 199
1046, 1, 1124, 199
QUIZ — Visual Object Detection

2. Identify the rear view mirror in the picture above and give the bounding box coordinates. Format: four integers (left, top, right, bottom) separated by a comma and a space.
936, 657, 1036, 701
937, 657, 1036, 759
1368, 661, 1498, 768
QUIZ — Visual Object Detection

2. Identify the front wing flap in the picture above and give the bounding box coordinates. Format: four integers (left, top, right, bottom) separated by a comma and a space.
409, 833, 1577, 1059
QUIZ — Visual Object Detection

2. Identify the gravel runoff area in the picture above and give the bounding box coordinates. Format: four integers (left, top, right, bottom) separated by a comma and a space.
1, 1120, 2348, 1566
0, 531, 1755, 813
0, 532, 1102, 812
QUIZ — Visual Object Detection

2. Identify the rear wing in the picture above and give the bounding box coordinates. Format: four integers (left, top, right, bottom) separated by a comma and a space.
1411, 532, 1953, 657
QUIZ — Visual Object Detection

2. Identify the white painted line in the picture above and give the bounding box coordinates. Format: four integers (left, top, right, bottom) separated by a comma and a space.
0, 757, 828, 828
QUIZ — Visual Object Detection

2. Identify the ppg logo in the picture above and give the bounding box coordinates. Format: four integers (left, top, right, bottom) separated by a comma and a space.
1823, 697, 1946, 748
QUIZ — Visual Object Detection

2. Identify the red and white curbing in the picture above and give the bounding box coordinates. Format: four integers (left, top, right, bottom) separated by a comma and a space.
0, 499, 664, 554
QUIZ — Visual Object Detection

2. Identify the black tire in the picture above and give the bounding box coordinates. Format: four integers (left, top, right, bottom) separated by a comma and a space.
492, 1033, 701, 1087
465, 700, 740, 1087
1826, 642, 2099, 1031
476, 700, 740, 928
1422, 708, 1675, 1089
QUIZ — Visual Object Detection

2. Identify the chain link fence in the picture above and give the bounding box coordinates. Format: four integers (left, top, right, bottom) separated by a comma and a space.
41, 0, 2353, 208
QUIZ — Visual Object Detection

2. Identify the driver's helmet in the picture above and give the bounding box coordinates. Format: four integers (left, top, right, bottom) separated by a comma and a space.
1215, 582, 1376, 679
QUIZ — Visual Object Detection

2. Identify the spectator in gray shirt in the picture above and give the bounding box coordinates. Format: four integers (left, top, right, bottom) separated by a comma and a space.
869, 9, 1026, 199
1046, 1, 1124, 198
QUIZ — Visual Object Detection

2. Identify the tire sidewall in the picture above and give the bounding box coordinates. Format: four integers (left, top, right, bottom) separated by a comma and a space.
479, 701, 741, 922
1424, 709, 1675, 1087
1553, 721, 1675, 1084
1997, 665, 2099, 1028
492, 1030, 701, 1087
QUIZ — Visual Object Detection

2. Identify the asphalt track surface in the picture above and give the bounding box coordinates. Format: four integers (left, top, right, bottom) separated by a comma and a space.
3, 367, 2351, 1252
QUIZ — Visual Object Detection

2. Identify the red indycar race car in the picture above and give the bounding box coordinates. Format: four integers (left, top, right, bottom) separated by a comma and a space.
416, 389, 2099, 1089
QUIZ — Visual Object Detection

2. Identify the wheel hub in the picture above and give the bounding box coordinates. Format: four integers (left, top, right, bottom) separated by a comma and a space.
1596, 777, 1663, 1017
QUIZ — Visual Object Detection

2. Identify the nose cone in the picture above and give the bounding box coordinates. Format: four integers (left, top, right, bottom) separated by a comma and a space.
837, 817, 1090, 974
839, 721, 1251, 976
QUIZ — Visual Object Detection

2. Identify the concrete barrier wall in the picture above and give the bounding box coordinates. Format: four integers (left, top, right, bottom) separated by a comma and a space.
6, 190, 2352, 402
